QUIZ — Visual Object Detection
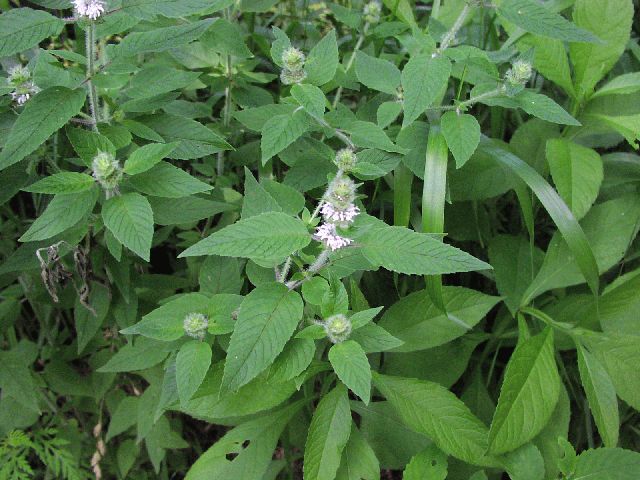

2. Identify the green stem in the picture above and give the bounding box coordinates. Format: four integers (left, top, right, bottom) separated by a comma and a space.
436, 4, 471, 54
85, 23, 99, 132
331, 23, 369, 109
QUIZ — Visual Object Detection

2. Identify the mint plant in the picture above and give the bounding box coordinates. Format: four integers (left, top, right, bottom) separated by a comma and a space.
0, 0, 639, 478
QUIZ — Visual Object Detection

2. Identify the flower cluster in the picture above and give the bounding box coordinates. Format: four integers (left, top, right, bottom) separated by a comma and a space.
314, 152, 361, 251
183, 313, 208, 340
323, 314, 352, 343
280, 47, 307, 85
91, 151, 122, 197
6, 66, 40, 106
363, 1, 382, 24
72, 0, 106, 20
504, 60, 533, 95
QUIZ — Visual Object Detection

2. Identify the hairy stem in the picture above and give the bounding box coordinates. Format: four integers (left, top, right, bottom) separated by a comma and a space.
436, 4, 471, 54
85, 23, 99, 132
332, 23, 369, 109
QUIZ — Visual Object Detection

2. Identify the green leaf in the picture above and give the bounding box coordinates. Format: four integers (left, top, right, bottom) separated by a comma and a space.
523, 195, 640, 302
222, 283, 303, 392
291, 83, 326, 118
20, 188, 98, 242
577, 345, 619, 448
519, 35, 575, 97
241, 168, 282, 219
403, 445, 448, 480
350, 324, 404, 353
378, 287, 500, 351
479, 139, 599, 300
547, 139, 602, 220
0, 87, 86, 171
441, 112, 480, 168
97, 337, 171, 372
128, 66, 201, 99
202, 18, 253, 58
488, 328, 560, 455
570, 0, 634, 98
345, 121, 407, 154
595, 272, 640, 335
177, 341, 212, 405
23, 172, 95, 194
335, 425, 380, 480
112, 19, 214, 57
75, 282, 110, 354
150, 196, 235, 226
329, 340, 371, 404
0, 8, 65, 57
179, 212, 311, 264
355, 51, 401, 95
107, 397, 139, 441
140, 114, 231, 159
358, 223, 491, 276
122, 293, 210, 340
128, 162, 212, 198
589, 114, 640, 149
124, 142, 180, 175
497, 0, 600, 43
584, 333, 640, 411
401, 55, 451, 127
502, 443, 545, 480
120, 0, 216, 19
305, 29, 338, 86
592, 72, 640, 98
514, 91, 580, 126
66, 127, 116, 165
571, 448, 640, 480
261, 110, 311, 163
372, 373, 498, 467
102, 193, 154, 261
268, 338, 316, 382
303, 384, 352, 480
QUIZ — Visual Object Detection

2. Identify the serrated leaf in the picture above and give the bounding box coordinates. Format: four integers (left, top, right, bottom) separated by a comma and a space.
345, 121, 406, 154
180, 212, 311, 263
120, 0, 215, 20
97, 337, 171, 372
488, 328, 560, 455
20, 188, 98, 242
592, 72, 640, 98
128, 66, 201, 99
102, 193, 154, 261
23, 172, 95, 194
241, 167, 282, 219
221, 282, 303, 391
372, 373, 498, 467
268, 338, 316, 382
401, 55, 451, 127
291, 83, 326, 118
355, 51, 401, 95
378, 287, 500, 351
124, 142, 180, 175
403, 445, 448, 480
128, 161, 212, 198
0, 8, 65, 57
75, 282, 110, 353
359, 224, 491, 276
571, 448, 640, 480
577, 345, 619, 448
66, 127, 116, 166
304, 384, 352, 480
514, 91, 580, 126
441, 112, 480, 168
497, 0, 600, 43
122, 293, 211, 341
177, 341, 212, 404
329, 340, 371, 404
547, 139, 602, 220
335, 425, 379, 480
305, 29, 338, 86
261, 111, 311, 163
0, 87, 86, 171
112, 19, 214, 57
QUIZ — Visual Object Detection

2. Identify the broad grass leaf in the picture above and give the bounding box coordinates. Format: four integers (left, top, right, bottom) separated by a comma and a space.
488, 328, 560, 455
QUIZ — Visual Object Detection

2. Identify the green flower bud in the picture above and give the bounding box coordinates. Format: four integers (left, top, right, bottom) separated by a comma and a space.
281, 47, 306, 71
327, 176, 358, 210
7, 66, 31, 86
324, 314, 352, 343
92, 151, 122, 196
183, 312, 208, 339
363, 1, 382, 24
334, 148, 357, 172
280, 68, 307, 85
505, 60, 533, 87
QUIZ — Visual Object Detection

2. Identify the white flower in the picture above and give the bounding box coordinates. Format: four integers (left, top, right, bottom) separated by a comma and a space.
320, 202, 360, 225
183, 313, 208, 339
315, 223, 353, 251
73, 0, 106, 20
7, 65, 40, 106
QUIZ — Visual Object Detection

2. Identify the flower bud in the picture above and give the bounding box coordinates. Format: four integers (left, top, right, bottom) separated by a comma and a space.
7, 66, 31, 86
183, 312, 208, 339
363, 1, 382, 24
334, 148, 357, 172
327, 177, 357, 210
92, 151, 122, 195
7, 66, 40, 106
281, 47, 306, 71
505, 60, 533, 87
324, 314, 352, 343
280, 68, 307, 85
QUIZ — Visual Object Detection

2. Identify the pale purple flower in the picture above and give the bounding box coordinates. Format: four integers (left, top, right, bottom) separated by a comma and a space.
73, 0, 106, 20
320, 202, 360, 225
315, 223, 353, 251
